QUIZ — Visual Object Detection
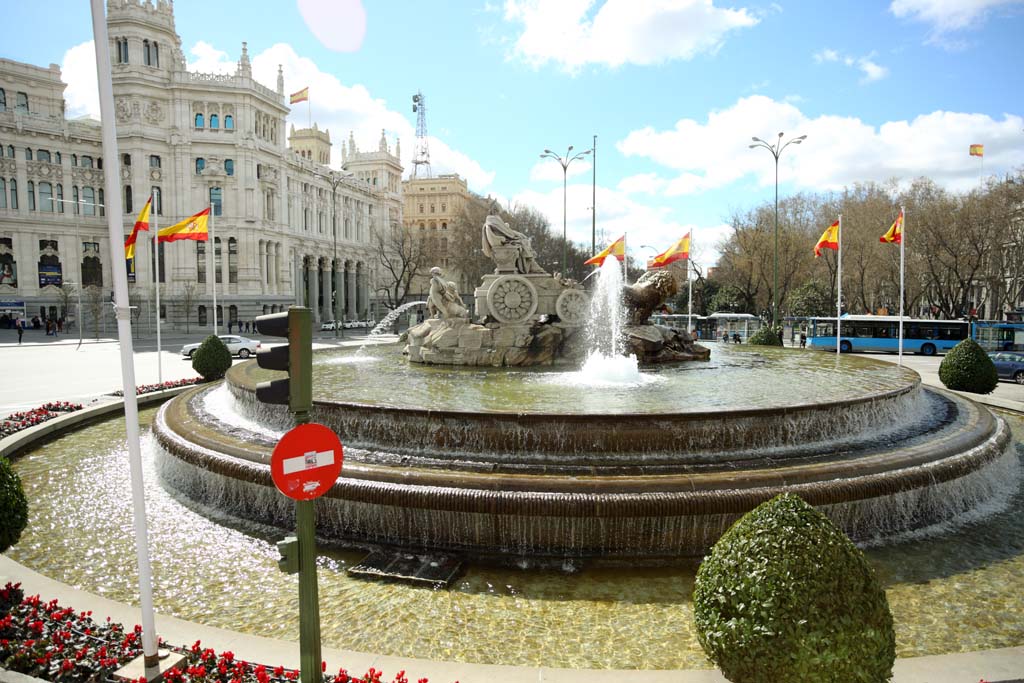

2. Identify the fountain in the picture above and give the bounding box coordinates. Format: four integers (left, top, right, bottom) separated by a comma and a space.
144, 214, 1017, 562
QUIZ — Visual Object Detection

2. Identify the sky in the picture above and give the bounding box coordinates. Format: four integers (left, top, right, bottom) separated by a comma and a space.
5, 0, 1024, 269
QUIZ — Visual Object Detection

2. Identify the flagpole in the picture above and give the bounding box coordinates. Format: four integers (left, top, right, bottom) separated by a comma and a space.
836, 214, 842, 357
623, 232, 628, 282
153, 192, 162, 384
898, 206, 905, 367
211, 202, 218, 335
688, 231, 694, 336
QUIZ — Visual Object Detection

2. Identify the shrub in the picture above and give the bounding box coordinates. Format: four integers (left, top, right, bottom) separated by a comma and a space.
191, 335, 233, 381
693, 493, 895, 683
746, 325, 783, 346
938, 338, 999, 394
0, 457, 28, 553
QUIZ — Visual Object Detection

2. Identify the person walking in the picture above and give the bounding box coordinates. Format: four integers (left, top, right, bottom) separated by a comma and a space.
16, 318, 23, 345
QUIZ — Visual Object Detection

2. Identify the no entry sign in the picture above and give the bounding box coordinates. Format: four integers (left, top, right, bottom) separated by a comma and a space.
270, 423, 343, 501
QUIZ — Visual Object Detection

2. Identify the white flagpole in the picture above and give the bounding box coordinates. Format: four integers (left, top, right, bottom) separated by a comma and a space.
688, 232, 693, 336
836, 215, 842, 357
898, 206, 905, 367
89, 0, 158, 664
211, 203, 218, 335
152, 192, 162, 384
623, 232, 628, 282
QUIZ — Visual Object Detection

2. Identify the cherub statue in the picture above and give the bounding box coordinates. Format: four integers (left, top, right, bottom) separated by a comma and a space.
427, 267, 468, 319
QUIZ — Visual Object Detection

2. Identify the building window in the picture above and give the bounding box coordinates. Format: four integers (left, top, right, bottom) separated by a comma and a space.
197, 242, 206, 283
210, 187, 222, 216
152, 42, 159, 67
229, 304, 238, 324
116, 38, 129, 64
0, 88, 5, 111
159, 303, 166, 320
225, 159, 234, 176
195, 113, 204, 128
121, 153, 131, 167
151, 186, 162, 215
82, 243, 102, 288
228, 237, 237, 284
419, 204, 424, 213
7, 145, 13, 158
224, 115, 234, 129
80, 155, 93, 169
9, 179, 16, 209
97, 157, 103, 169
39, 182, 53, 212
214, 237, 222, 284
210, 114, 219, 129
0, 179, 5, 209
150, 241, 165, 283
26, 181, 35, 211
98, 189, 104, 216
143, 40, 151, 65
441, 203, 446, 212
256, 163, 262, 179
198, 305, 207, 326
82, 187, 95, 215
71, 154, 77, 166
430, 204, 435, 213
16, 92, 28, 114
25, 148, 32, 161
56, 184, 63, 212
37, 150, 50, 163
124, 185, 133, 214
195, 158, 205, 175
71, 186, 78, 213
55, 152, 61, 164
149, 155, 161, 168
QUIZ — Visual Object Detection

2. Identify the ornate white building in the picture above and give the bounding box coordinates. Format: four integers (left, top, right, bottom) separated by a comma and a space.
0, 0, 402, 330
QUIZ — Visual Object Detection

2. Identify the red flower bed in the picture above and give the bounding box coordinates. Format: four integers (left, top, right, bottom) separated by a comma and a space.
0, 583, 453, 683
112, 378, 203, 397
0, 403, 83, 439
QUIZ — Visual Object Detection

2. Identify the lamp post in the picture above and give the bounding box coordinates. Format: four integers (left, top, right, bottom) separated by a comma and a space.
541, 145, 591, 277
317, 172, 348, 339
749, 132, 806, 329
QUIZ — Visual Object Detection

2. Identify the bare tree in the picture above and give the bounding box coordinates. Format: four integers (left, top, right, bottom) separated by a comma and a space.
178, 282, 198, 334
374, 219, 434, 311
84, 285, 105, 340
57, 283, 76, 329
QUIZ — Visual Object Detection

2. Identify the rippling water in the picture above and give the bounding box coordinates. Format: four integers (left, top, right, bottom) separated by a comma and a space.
7, 407, 1024, 669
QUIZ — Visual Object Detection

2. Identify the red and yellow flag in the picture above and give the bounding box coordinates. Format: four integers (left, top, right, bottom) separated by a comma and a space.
584, 235, 626, 266
290, 87, 309, 104
814, 220, 839, 257
124, 196, 152, 260
969, 144, 984, 157
650, 233, 691, 268
880, 210, 903, 245
158, 208, 210, 243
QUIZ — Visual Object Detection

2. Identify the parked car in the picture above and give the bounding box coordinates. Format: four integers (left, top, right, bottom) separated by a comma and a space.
181, 335, 261, 359
320, 321, 337, 331
989, 351, 1024, 383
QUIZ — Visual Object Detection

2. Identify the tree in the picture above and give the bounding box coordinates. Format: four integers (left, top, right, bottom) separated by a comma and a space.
57, 283, 76, 329
374, 217, 434, 310
84, 285, 105, 340
178, 282, 198, 334
788, 280, 834, 317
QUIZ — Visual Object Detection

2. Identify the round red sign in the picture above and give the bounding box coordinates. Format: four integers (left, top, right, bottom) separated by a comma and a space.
270, 423, 343, 501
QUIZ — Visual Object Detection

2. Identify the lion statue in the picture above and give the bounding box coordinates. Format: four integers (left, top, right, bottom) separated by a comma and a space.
622, 269, 680, 326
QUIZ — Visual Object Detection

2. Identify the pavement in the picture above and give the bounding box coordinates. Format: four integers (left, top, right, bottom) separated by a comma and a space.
1, 334, 1023, 680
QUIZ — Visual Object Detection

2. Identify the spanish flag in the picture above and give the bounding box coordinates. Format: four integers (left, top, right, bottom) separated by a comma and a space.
158, 208, 210, 243
650, 233, 691, 268
880, 210, 904, 244
124, 196, 152, 260
969, 144, 984, 157
585, 235, 625, 266
290, 87, 309, 104
814, 220, 839, 257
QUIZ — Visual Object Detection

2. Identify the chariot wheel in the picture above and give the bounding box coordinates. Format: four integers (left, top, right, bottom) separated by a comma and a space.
555, 288, 588, 325
486, 275, 539, 324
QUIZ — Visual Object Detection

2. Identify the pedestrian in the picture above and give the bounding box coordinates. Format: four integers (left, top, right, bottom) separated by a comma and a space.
57, 317, 64, 333
799, 331, 807, 348
16, 318, 23, 345
733, 332, 741, 344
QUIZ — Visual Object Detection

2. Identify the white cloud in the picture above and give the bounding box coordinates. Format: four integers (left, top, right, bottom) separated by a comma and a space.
813, 48, 889, 83
857, 57, 888, 82
296, 0, 366, 52
617, 94, 1024, 196
187, 41, 234, 74
502, 0, 759, 72
61, 41, 98, 119
529, 158, 592, 182
890, 0, 1024, 33
617, 173, 668, 195
813, 48, 840, 63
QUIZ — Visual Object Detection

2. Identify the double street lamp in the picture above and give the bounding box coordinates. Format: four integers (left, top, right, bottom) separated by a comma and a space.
541, 145, 592, 277
749, 132, 806, 329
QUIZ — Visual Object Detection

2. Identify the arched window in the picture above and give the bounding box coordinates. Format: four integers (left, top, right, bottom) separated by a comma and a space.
9, 179, 17, 210
224, 115, 234, 130
122, 153, 131, 167
228, 237, 238, 284
37, 150, 50, 163
80, 155, 93, 168
82, 244, 103, 288
71, 153, 77, 166
262, 304, 269, 315
25, 148, 32, 161
39, 182, 53, 212
195, 157, 205, 175
152, 42, 159, 67
0, 179, 6, 209
6, 145, 13, 158
149, 155, 161, 168
0, 88, 5, 111
116, 38, 129, 64
195, 113, 204, 128
224, 159, 234, 176
55, 152, 61, 164
16, 92, 28, 114
55, 184, 63, 213
124, 185, 133, 214
26, 181, 35, 211
82, 187, 95, 215
151, 185, 162, 215
210, 114, 219, 129
143, 39, 151, 66
198, 305, 207, 326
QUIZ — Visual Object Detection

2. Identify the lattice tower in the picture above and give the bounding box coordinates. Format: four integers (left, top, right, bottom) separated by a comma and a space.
411, 91, 432, 178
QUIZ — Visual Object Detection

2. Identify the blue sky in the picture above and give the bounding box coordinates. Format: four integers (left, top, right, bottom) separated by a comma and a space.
5, 0, 1024, 267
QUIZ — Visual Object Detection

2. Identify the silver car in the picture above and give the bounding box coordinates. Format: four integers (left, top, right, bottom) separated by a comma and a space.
181, 335, 261, 359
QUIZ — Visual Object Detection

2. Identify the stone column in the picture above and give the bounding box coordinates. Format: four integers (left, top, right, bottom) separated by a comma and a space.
258, 240, 267, 294
320, 259, 332, 322
306, 257, 319, 321
334, 260, 344, 323
273, 243, 281, 295
346, 263, 357, 321
293, 252, 302, 306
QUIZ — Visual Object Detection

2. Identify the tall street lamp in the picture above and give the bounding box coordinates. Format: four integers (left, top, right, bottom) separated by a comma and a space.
317, 172, 348, 339
749, 132, 806, 329
541, 145, 591, 277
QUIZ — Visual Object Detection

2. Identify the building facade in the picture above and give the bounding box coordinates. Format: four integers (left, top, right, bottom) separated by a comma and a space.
0, 0, 402, 332
402, 173, 471, 293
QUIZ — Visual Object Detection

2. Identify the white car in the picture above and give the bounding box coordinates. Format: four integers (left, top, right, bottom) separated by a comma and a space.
181, 335, 261, 359
320, 321, 337, 331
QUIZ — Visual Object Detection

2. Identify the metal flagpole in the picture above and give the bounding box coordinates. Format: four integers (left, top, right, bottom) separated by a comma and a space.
898, 206, 905, 367
623, 233, 628, 282
688, 232, 693, 335
211, 203, 218, 335
836, 214, 842, 357
153, 191, 162, 384
89, 0, 159, 665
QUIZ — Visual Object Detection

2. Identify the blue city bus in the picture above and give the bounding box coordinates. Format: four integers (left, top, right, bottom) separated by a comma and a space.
807, 315, 969, 355
972, 320, 1024, 352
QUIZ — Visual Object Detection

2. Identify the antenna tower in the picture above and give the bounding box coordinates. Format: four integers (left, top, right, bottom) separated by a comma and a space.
411, 90, 432, 178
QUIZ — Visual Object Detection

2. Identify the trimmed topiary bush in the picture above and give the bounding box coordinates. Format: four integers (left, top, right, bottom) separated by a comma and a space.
746, 325, 783, 346
191, 335, 233, 381
938, 338, 999, 394
0, 457, 28, 553
693, 493, 895, 683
